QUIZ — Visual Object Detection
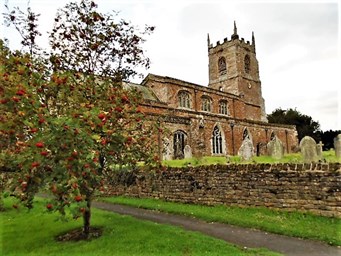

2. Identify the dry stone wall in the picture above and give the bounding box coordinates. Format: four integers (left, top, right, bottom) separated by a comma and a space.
107, 163, 341, 218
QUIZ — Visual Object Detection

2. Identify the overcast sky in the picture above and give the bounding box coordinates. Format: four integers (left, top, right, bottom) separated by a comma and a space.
1, 0, 340, 131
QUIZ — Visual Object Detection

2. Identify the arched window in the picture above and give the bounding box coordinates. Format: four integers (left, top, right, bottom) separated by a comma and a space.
178, 91, 191, 109
218, 100, 229, 115
201, 96, 212, 112
244, 54, 250, 73
212, 126, 223, 155
218, 57, 226, 74
243, 128, 250, 140
173, 130, 186, 159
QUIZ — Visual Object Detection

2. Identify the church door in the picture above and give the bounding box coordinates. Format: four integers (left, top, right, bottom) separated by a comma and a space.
173, 131, 186, 159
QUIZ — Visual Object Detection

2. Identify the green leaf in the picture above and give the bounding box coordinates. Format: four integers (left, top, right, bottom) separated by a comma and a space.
91, 134, 101, 141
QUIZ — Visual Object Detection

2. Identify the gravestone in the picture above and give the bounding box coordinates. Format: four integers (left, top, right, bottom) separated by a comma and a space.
316, 141, 324, 161
267, 136, 284, 160
334, 134, 341, 158
300, 136, 318, 163
162, 138, 172, 160
238, 137, 254, 161
184, 145, 192, 159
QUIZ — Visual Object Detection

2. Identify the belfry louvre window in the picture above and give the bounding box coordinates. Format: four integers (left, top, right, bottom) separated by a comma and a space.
244, 54, 250, 73
212, 126, 223, 154
201, 96, 212, 112
219, 100, 228, 115
178, 91, 191, 108
218, 57, 226, 74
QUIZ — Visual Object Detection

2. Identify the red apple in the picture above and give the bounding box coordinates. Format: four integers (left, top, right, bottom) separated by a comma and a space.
16, 89, 26, 96
30, 128, 38, 133
98, 113, 106, 120
40, 151, 48, 156
74, 195, 82, 202
31, 162, 40, 168
35, 142, 44, 148
114, 107, 123, 113
12, 96, 20, 102
46, 203, 53, 210
0, 99, 9, 104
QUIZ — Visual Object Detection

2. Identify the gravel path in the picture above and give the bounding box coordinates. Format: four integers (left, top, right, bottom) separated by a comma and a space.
93, 201, 341, 256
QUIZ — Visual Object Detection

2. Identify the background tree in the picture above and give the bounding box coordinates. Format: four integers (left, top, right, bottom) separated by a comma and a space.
267, 108, 321, 142
318, 129, 341, 150
1, 0, 158, 239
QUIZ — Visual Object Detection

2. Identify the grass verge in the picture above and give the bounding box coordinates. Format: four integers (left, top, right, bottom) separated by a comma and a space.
162, 150, 340, 167
101, 196, 341, 246
1, 197, 280, 256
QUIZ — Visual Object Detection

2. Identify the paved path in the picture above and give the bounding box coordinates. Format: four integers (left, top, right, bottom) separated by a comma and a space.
94, 201, 341, 256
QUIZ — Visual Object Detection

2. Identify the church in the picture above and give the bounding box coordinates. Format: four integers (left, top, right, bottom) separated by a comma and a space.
126, 22, 298, 160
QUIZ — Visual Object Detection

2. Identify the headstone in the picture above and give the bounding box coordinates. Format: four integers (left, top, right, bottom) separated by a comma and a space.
316, 141, 324, 161
300, 136, 318, 163
334, 134, 341, 158
184, 145, 192, 159
256, 142, 267, 156
162, 138, 172, 160
267, 136, 284, 160
238, 137, 254, 161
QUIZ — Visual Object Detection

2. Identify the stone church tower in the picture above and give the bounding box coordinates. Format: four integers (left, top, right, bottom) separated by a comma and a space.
208, 22, 267, 122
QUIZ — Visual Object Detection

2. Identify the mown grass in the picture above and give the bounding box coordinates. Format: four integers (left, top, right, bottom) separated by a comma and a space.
102, 196, 341, 246
163, 150, 340, 167
1, 197, 280, 256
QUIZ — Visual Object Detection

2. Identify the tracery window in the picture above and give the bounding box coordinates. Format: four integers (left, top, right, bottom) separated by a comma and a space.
178, 91, 191, 109
218, 57, 226, 74
212, 126, 223, 154
244, 54, 250, 73
201, 96, 212, 112
218, 100, 229, 115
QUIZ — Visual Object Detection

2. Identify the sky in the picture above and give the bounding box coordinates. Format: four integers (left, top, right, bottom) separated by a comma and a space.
1, 0, 340, 131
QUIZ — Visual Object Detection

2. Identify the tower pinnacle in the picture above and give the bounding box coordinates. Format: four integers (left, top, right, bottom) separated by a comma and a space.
207, 33, 211, 48
231, 20, 239, 40
252, 31, 256, 53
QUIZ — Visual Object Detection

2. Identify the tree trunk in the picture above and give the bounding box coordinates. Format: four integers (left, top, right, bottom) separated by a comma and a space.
83, 195, 91, 239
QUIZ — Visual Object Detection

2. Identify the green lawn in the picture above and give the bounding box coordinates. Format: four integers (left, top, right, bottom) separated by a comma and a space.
1, 197, 279, 256
162, 151, 340, 167
102, 196, 341, 246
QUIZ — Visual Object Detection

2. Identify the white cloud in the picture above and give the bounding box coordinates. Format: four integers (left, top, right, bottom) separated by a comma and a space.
1, 0, 339, 131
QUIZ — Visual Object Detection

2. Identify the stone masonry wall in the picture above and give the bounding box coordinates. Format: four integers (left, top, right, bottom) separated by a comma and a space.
107, 163, 341, 218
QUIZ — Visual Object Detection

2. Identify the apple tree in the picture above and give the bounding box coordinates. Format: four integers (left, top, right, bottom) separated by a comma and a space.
1, 0, 159, 238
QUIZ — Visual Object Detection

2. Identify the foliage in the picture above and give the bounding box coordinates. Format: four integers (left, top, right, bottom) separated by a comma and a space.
2, 197, 279, 256
1, 0, 159, 238
103, 196, 341, 246
267, 108, 321, 142
318, 129, 341, 150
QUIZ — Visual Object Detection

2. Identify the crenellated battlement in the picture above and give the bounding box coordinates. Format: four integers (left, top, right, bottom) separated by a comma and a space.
208, 21, 256, 52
